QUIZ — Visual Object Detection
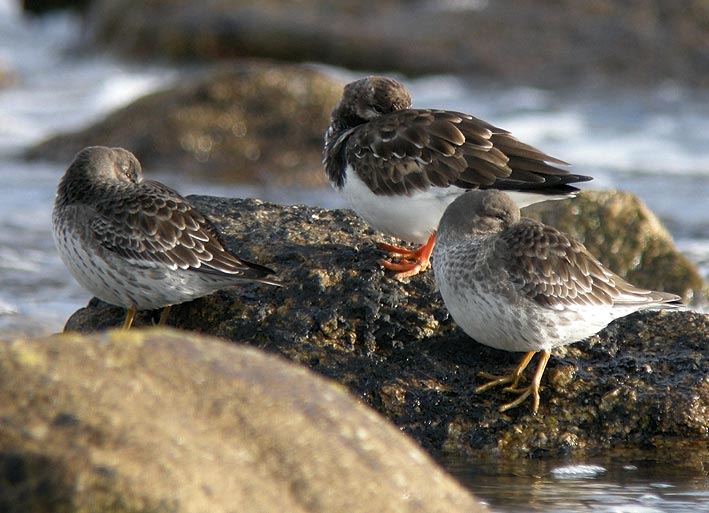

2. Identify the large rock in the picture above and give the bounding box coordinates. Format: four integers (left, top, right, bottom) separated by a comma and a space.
0, 329, 487, 513
81, 0, 709, 87
64, 192, 709, 461
26, 61, 341, 187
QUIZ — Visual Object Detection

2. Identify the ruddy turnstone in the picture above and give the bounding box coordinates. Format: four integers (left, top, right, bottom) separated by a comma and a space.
432, 189, 682, 414
323, 76, 592, 279
52, 146, 279, 329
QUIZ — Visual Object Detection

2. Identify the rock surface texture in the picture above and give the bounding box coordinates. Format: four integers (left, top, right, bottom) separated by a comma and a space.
0, 329, 488, 513
64, 192, 709, 460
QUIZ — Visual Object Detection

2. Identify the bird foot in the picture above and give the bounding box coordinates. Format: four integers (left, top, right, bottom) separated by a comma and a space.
376, 242, 419, 258
377, 257, 430, 280
498, 385, 540, 414
475, 371, 519, 393
376, 233, 436, 280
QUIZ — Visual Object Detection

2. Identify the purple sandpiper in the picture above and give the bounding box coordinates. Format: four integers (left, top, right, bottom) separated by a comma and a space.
52, 146, 279, 329
323, 76, 592, 279
432, 189, 682, 414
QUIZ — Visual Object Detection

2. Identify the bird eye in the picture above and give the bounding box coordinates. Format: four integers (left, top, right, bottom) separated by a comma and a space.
372, 104, 385, 114
492, 212, 508, 224
120, 162, 137, 182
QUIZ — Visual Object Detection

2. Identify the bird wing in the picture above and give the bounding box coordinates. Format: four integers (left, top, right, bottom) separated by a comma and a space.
90, 180, 275, 280
495, 219, 680, 310
347, 109, 589, 197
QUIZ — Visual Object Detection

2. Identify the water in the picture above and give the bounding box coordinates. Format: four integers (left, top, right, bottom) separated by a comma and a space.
446, 455, 709, 513
0, 4, 707, 508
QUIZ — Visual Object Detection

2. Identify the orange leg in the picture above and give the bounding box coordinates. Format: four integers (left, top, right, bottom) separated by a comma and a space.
377, 232, 437, 280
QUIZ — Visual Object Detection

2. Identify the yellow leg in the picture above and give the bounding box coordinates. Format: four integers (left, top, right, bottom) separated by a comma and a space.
476, 351, 536, 393
122, 307, 136, 330
498, 351, 551, 415
158, 305, 172, 326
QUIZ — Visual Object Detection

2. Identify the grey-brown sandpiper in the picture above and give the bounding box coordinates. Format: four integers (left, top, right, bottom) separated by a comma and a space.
52, 146, 279, 329
432, 189, 682, 414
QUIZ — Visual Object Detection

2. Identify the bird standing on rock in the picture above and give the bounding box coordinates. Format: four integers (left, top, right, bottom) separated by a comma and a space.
432, 189, 682, 414
323, 76, 592, 279
52, 146, 279, 329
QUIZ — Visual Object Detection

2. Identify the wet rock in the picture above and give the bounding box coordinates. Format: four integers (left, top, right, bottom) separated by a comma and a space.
525, 190, 708, 307
63, 193, 709, 460
26, 61, 341, 187
82, 0, 709, 87
0, 329, 487, 513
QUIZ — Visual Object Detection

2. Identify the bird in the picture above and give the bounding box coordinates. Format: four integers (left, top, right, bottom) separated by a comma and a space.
323, 76, 593, 279
52, 146, 280, 330
432, 189, 682, 414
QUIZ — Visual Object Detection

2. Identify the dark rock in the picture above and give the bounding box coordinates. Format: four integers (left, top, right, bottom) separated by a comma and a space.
0, 329, 487, 513
63, 193, 709, 460
22, 0, 90, 13
26, 61, 342, 187
82, 0, 709, 88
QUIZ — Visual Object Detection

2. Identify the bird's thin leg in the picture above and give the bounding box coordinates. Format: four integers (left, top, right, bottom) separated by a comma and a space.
377, 232, 437, 280
476, 351, 536, 392
158, 305, 172, 326
498, 350, 551, 414
122, 307, 137, 330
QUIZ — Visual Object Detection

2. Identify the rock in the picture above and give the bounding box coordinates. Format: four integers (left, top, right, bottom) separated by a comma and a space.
0, 329, 487, 513
82, 0, 709, 87
26, 61, 342, 187
63, 193, 709, 461
22, 0, 90, 13
525, 190, 708, 307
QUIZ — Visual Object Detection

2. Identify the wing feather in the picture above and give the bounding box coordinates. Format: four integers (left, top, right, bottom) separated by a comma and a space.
348, 109, 589, 197
495, 219, 680, 310
91, 180, 275, 281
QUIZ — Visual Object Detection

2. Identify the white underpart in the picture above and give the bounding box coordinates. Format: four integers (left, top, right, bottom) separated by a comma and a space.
52, 215, 239, 311
433, 240, 674, 353
340, 164, 571, 244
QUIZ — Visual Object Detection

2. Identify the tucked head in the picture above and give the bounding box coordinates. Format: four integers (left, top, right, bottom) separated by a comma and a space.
55, 146, 143, 207
331, 76, 412, 126
67, 146, 143, 186
437, 190, 520, 240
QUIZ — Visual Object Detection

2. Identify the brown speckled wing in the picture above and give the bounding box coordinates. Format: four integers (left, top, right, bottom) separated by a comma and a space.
91, 181, 275, 280
495, 219, 677, 309
348, 109, 583, 197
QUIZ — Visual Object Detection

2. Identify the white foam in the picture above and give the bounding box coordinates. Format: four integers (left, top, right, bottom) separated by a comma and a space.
551, 464, 607, 479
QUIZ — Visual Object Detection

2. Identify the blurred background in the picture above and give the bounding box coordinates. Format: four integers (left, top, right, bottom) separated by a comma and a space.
1, 0, 708, 329
1, 0, 708, 510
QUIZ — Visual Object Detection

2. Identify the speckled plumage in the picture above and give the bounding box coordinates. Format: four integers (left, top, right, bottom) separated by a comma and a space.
433, 190, 682, 413
323, 76, 593, 278
52, 146, 279, 328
